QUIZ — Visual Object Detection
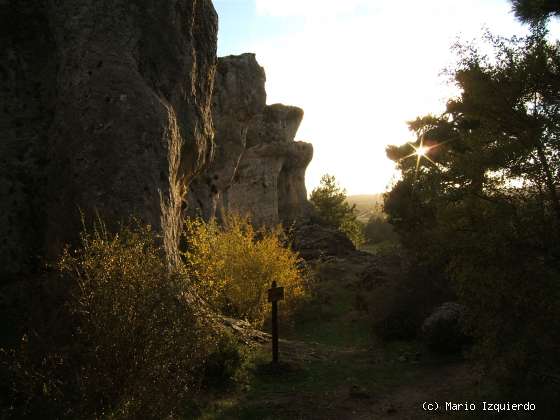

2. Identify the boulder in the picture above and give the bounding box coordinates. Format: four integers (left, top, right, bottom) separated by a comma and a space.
358, 263, 387, 290
1, 0, 218, 279
289, 223, 356, 260
421, 302, 470, 354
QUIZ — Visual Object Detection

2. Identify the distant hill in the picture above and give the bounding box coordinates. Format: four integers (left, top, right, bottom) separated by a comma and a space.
346, 194, 385, 223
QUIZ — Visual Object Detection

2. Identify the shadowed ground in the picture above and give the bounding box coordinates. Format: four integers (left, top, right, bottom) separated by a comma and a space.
198, 254, 483, 420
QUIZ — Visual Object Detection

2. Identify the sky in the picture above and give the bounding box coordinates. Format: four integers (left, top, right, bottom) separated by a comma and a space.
213, 0, 560, 195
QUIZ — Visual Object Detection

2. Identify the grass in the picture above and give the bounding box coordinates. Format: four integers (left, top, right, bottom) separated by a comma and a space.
195, 254, 480, 420
286, 277, 371, 348
198, 349, 413, 419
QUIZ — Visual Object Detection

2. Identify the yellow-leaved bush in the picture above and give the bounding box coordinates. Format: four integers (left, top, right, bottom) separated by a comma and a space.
182, 214, 306, 326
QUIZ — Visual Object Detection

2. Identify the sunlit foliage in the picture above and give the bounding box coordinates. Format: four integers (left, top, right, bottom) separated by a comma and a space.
310, 174, 365, 247
182, 214, 306, 326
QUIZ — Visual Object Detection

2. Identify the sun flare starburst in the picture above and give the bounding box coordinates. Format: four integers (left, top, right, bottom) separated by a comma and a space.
414, 145, 430, 157
397, 136, 442, 186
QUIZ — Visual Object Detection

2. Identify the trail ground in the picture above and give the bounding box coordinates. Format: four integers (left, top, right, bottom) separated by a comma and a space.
198, 253, 484, 420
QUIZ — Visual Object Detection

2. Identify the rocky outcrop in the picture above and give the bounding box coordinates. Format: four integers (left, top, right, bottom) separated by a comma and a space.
187, 54, 313, 226
289, 223, 356, 260
186, 53, 266, 220
1, 0, 218, 280
228, 105, 314, 225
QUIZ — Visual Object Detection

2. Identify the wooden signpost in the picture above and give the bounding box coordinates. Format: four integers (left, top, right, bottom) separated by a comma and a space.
268, 280, 284, 364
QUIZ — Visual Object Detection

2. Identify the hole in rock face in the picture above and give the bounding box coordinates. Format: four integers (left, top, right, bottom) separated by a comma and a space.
97, 61, 103, 68
210, 184, 218, 194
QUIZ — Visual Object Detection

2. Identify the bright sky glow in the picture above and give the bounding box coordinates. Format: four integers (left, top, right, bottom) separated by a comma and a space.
213, 0, 560, 195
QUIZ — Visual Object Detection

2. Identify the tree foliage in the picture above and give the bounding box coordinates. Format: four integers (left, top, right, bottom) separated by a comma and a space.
309, 174, 365, 246
384, 27, 560, 393
511, 0, 560, 24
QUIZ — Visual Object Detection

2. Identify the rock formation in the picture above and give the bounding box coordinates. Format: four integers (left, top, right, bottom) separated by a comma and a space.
1, 0, 218, 280
289, 223, 356, 260
187, 54, 314, 226
187, 53, 266, 220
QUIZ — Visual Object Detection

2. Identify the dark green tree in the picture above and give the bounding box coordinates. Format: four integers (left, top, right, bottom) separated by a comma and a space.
385, 27, 560, 398
511, 0, 560, 24
310, 174, 364, 246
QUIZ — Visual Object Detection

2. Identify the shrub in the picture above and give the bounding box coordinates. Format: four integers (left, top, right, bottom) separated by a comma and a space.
363, 215, 398, 245
309, 174, 365, 247
2, 221, 227, 419
340, 218, 365, 248
182, 214, 306, 326
203, 331, 248, 389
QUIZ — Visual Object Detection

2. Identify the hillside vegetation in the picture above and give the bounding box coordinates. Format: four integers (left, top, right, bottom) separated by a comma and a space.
346, 194, 384, 222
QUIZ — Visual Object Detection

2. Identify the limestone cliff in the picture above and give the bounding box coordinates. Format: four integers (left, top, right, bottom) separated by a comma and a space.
188, 54, 314, 225
187, 53, 266, 220
0, 0, 218, 280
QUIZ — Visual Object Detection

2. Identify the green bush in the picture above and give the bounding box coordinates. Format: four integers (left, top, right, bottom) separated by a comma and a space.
310, 174, 365, 247
204, 331, 248, 389
1, 221, 232, 419
182, 214, 307, 326
363, 215, 398, 245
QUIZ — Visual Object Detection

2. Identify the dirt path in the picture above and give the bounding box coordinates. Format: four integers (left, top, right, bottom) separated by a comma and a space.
224, 342, 478, 419
199, 253, 480, 419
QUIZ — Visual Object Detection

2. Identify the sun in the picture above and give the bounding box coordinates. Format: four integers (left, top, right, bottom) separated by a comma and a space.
398, 136, 442, 179
396, 137, 442, 186
414, 145, 430, 157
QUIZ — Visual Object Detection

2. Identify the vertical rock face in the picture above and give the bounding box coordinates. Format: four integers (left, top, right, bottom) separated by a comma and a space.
0, 2, 56, 279
227, 105, 314, 225
187, 53, 266, 220
1, 0, 218, 280
188, 54, 314, 225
